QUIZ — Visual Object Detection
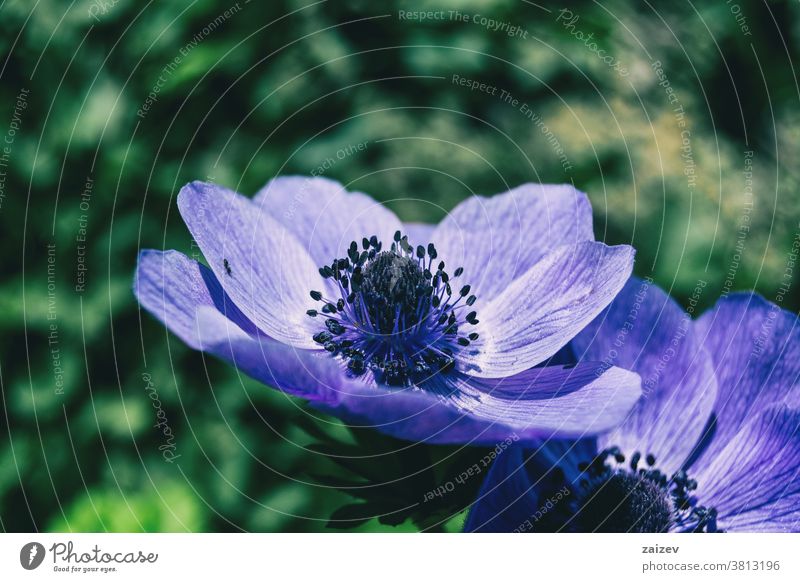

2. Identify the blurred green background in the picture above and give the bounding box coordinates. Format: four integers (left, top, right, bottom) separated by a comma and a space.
1, 0, 799, 532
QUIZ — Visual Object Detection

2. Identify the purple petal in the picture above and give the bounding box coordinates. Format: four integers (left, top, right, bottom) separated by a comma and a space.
195, 307, 352, 402
431, 184, 594, 302
460, 241, 635, 378
571, 277, 718, 476
135, 249, 332, 400
465, 439, 597, 532
134, 249, 259, 346
254, 176, 403, 266
402, 222, 435, 244
463, 446, 542, 532
321, 383, 534, 446
177, 181, 324, 349
195, 306, 525, 444
694, 293, 800, 466
692, 406, 800, 532
133, 251, 567, 445
434, 362, 641, 436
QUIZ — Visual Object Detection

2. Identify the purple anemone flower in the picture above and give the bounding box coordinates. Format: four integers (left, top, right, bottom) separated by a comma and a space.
134, 177, 640, 444
465, 278, 800, 531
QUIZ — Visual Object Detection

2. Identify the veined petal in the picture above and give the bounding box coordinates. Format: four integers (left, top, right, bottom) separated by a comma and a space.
134, 249, 259, 347
254, 176, 403, 266
319, 383, 536, 446
694, 293, 800, 466
177, 180, 324, 349
572, 277, 718, 476
135, 249, 333, 401
134, 250, 577, 445
402, 222, 435, 245
460, 241, 635, 378
431, 183, 594, 302
692, 406, 800, 532
436, 362, 641, 436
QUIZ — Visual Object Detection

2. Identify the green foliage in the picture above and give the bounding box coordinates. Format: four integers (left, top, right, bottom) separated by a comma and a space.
1, 0, 798, 531
295, 418, 486, 531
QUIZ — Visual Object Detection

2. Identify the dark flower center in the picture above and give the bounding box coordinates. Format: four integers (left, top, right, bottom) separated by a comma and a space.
307, 231, 479, 387
576, 470, 673, 533
524, 447, 720, 533
360, 252, 427, 333
571, 447, 720, 533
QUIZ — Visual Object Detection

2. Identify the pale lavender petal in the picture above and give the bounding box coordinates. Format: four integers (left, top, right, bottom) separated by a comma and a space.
694, 293, 800, 465
135, 249, 331, 400
402, 222, 435, 244
433, 363, 640, 436
134, 250, 561, 444
254, 176, 403, 266
177, 181, 324, 349
460, 241, 635, 378
199, 310, 583, 445
693, 406, 800, 532
134, 249, 259, 346
572, 277, 718, 476
196, 307, 352, 402
431, 184, 594, 302
322, 383, 535, 446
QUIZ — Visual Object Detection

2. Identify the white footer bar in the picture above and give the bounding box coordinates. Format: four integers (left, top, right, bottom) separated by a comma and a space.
1, 533, 796, 581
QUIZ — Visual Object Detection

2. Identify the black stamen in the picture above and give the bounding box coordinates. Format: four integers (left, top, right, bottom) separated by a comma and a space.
306, 231, 480, 387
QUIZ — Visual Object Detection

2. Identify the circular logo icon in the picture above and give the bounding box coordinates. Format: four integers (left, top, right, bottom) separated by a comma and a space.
20, 542, 46, 570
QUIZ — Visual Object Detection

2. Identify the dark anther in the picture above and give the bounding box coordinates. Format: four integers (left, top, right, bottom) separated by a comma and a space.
306, 309, 318, 317
326, 319, 345, 335
313, 331, 332, 344
348, 357, 366, 375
